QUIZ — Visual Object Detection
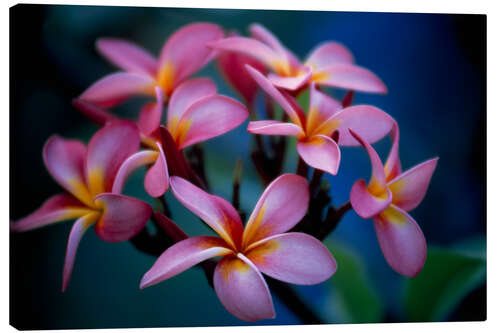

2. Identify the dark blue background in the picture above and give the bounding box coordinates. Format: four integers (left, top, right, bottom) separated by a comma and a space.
10, 5, 485, 329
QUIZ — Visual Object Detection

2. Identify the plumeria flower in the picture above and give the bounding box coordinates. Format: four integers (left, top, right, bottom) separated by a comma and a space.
140, 174, 337, 321
79, 23, 224, 108
112, 78, 248, 197
246, 65, 393, 175
349, 128, 438, 277
11, 121, 152, 291
209, 23, 386, 93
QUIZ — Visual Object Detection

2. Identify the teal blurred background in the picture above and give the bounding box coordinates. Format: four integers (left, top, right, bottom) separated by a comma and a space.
10, 5, 486, 329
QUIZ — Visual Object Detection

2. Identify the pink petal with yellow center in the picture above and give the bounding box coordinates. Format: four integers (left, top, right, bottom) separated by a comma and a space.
249, 23, 289, 62
79, 72, 155, 108
167, 78, 217, 133
267, 66, 312, 91
72, 99, 119, 126
214, 254, 275, 322
246, 232, 337, 285
306, 83, 342, 135
318, 64, 387, 93
296, 135, 341, 175
11, 194, 93, 232
96, 38, 157, 77
350, 179, 392, 219
111, 150, 159, 194
388, 157, 438, 212
86, 121, 140, 196
246, 65, 306, 126
43, 136, 93, 207
140, 236, 232, 289
170, 176, 244, 250
374, 205, 427, 277
158, 23, 224, 84
137, 86, 165, 136
243, 174, 309, 248
323, 105, 394, 146
62, 211, 100, 292
93, 193, 152, 243
305, 41, 355, 69
174, 95, 248, 149
144, 142, 170, 197
247, 120, 304, 137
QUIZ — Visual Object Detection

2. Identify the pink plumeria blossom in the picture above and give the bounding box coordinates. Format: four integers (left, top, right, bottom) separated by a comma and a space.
246, 65, 393, 175
79, 23, 224, 108
349, 128, 438, 277
140, 174, 337, 321
208, 23, 387, 93
111, 78, 248, 197
11, 121, 152, 291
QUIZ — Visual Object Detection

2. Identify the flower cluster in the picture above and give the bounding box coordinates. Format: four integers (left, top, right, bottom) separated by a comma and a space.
11, 23, 438, 322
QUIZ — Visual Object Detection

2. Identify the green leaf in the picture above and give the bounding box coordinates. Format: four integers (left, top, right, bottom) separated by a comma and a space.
323, 241, 383, 323
404, 240, 486, 322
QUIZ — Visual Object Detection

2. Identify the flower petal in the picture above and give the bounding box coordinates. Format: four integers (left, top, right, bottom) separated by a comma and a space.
384, 122, 402, 182
208, 36, 280, 70
141, 236, 232, 289
43, 136, 93, 207
249, 23, 289, 61
158, 23, 224, 86
267, 67, 312, 91
170, 176, 244, 250
305, 41, 355, 69
11, 194, 92, 232
93, 193, 152, 242
79, 72, 155, 108
144, 142, 170, 197
323, 105, 394, 146
306, 83, 342, 136
86, 121, 140, 195
247, 120, 303, 137
246, 232, 337, 285
350, 179, 392, 219
243, 174, 309, 248
174, 95, 248, 149
214, 254, 275, 322
296, 135, 341, 175
317, 64, 387, 93
111, 150, 159, 194
62, 212, 100, 292
388, 157, 438, 212
374, 205, 427, 277
246, 65, 306, 126
72, 99, 119, 126
167, 78, 217, 133
137, 86, 165, 136
96, 38, 157, 76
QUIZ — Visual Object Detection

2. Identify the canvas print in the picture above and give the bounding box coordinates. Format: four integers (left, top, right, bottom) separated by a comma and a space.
10, 4, 486, 329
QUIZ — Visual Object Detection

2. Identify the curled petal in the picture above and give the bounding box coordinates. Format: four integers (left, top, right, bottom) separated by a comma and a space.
79, 72, 155, 108
111, 150, 158, 194
43, 136, 93, 207
174, 95, 248, 149
170, 176, 243, 250
350, 179, 392, 219
374, 205, 427, 277
249, 23, 288, 61
388, 157, 438, 212
96, 38, 157, 76
324, 105, 394, 146
214, 254, 275, 322
246, 65, 306, 126
62, 212, 100, 292
307, 84, 342, 136
158, 23, 224, 85
94, 193, 152, 242
297, 135, 341, 175
267, 66, 312, 91
140, 236, 232, 289
243, 174, 309, 247
86, 121, 140, 195
72, 99, 119, 126
247, 120, 303, 137
317, 64, 387, 93
137, 87, 164, 136
11, 194, 92, 232
167, 78, 217, 133
305, 41, 354, 69
144, 143, 170, 197
246, 232, 337, 285
384, 122, 402, 182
